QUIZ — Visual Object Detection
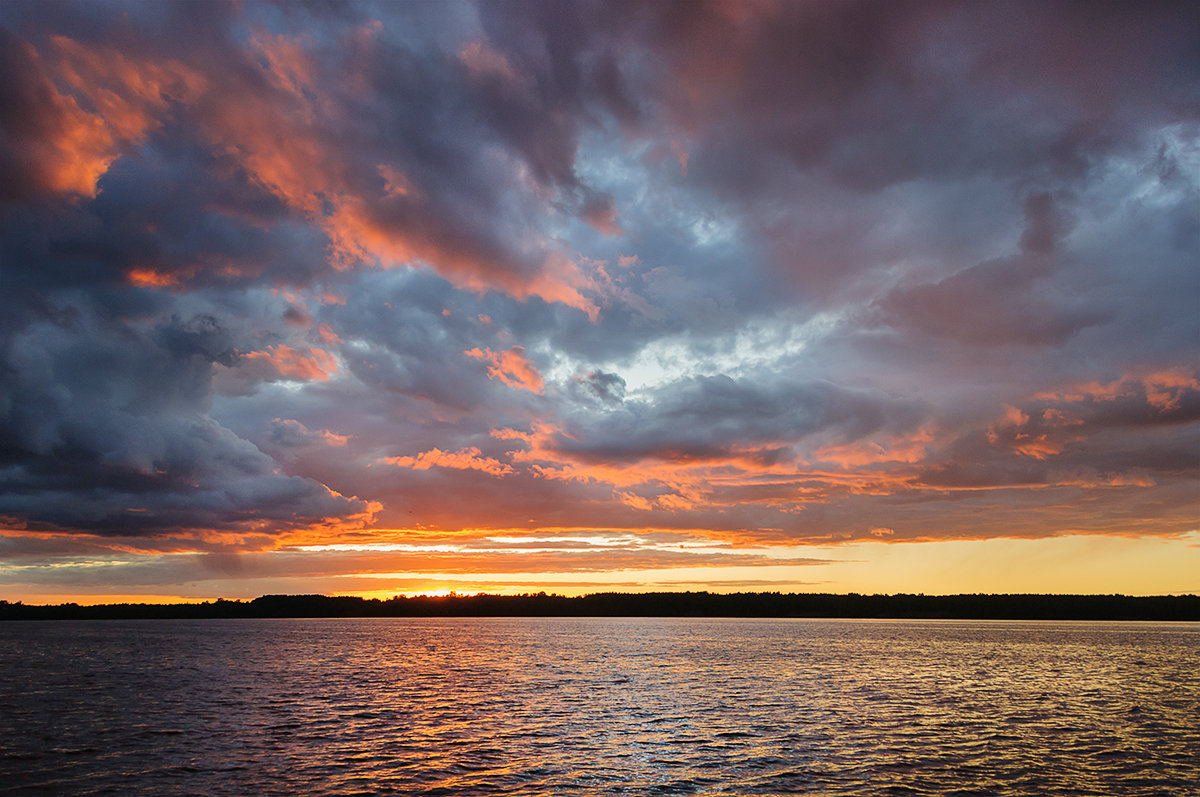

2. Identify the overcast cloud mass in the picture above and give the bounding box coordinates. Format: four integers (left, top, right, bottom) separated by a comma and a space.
1, 0, 1198, 600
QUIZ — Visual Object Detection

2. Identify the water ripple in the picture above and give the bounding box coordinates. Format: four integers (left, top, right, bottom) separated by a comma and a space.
1, 618, 1197, 795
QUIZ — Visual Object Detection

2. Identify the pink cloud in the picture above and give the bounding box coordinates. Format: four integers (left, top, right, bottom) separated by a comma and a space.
459, 40, 522, 86
582, 192, 622, 236
464, 346, 545, 394
318, 430, 351, 447
243, 345, 338, 381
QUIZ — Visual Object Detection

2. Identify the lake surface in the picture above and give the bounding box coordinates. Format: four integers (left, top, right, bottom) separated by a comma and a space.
1, 618, 1197, 795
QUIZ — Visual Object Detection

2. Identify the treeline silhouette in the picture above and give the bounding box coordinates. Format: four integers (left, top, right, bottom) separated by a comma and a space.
2, 591, 1198, 621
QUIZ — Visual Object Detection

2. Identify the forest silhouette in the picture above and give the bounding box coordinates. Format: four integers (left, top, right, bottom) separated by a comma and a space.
2, 592, 1197, 621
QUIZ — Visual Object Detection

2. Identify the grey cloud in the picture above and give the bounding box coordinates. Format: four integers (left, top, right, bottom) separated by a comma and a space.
0, 310, 369, 535
263, 418, 325, 449
554, 374, 921, 463
918, 384, 1200, 491
873, 193, 1109, 346
875, 253, 1109, 346
572, 370, 626, 405
325, 270, 503, 411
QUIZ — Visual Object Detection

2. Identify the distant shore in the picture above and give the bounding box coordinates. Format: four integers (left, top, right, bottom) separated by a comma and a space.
2, 591, 1198, 621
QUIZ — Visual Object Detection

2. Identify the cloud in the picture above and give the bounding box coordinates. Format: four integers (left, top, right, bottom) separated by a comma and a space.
0, 28, 118, 201
264, 418, 349, 450
241, 345, 338, 382
572, 370, 626, 404
551, 374, 921, 464
0, 309, 371, 537
1, 10, 617, 311
464, 346, 545, 394
384, 447, 514, 477
873, 193, 1108, 346
0, 1, 1197, 597
914, 372, 1200, 502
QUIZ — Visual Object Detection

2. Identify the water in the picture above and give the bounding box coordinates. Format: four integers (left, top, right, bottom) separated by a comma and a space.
1, 618, 1197, 795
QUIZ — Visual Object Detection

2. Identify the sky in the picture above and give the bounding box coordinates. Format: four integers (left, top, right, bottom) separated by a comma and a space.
1, 0, 1197, 603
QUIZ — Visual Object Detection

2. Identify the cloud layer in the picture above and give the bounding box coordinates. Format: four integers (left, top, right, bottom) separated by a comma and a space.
1, 0, 1197, 597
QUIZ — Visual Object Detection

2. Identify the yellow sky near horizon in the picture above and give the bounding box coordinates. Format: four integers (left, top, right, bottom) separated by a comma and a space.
7, 533, 1196, 606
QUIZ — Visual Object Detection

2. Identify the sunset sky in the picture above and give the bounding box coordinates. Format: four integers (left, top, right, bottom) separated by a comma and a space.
1, 0, 1197, 603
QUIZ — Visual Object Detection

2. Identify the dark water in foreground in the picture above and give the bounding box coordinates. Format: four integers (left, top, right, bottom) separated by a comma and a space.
1, 618, 1197, 796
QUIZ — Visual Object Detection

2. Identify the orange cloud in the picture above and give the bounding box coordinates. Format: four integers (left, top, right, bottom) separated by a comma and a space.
51, 35, 206, 140
322, 198, 602, 317
316, 324, 341, 344
814, 425, 937, 467
36, 96, 117, 198
523, 252, 602, 320
497, 421, 890, 522
3, 35, 115, 199
384, 447, 514, 476
33, 32, 605, 316
3, 33, 215, 202
984, 403, 1075, 460
216, 113, 332, 216
318, 430, 351, 447
490, 427, 533, 442
248, 30, 316, 99
1012, 437, 1064, 461
323, 195, 419, 270
656, 493, 696, 511
1143, 369, 1200, 412
127, 268, 180, 289
614, 490, 655, 511
464, 346, 544, 393
378, 164, 416, 198
1034, 369, 1200, 412
243, 345, 338, 381
19, 35, 207, 200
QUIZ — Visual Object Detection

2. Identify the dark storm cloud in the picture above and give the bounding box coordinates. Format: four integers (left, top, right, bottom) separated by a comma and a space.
0, 309, 369, 535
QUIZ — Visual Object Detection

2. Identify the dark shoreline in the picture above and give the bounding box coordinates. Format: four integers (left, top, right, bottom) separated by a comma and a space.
2, 591, 1198, 621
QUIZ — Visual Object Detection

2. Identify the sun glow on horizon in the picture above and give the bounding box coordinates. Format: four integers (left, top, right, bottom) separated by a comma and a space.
5, 533, 1197, 606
